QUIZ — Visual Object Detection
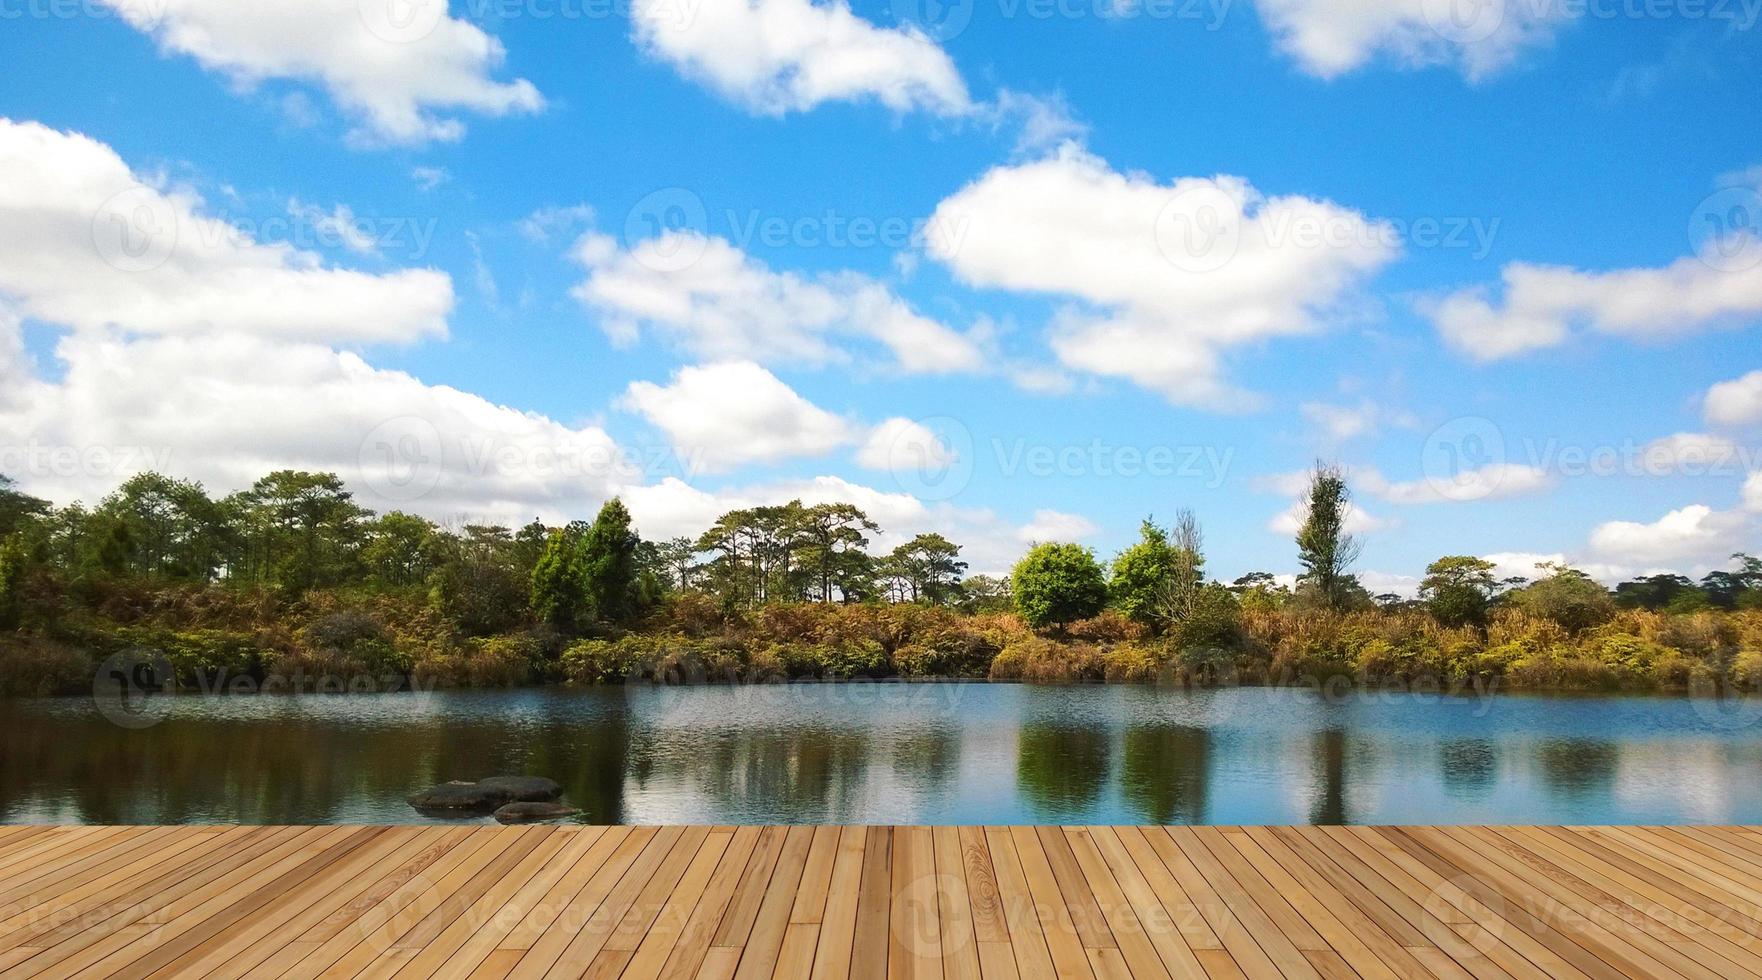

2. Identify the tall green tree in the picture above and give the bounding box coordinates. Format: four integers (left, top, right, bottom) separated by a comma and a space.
795, 503, 877, 602
0, 475, 48, 539
580, 498, 643, 625
1294, 462, 1362, 611
531, 521, 591, 631
362, 511, 441, 588
886, 533, 967, 604
1419, 556, 1498, 628
1012, 542, 1108, 629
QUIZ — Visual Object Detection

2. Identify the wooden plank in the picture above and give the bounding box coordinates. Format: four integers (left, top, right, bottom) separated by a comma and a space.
0, 823, 1759, 980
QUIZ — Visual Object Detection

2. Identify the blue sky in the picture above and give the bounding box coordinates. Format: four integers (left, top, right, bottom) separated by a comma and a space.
1, 0, 1761, 587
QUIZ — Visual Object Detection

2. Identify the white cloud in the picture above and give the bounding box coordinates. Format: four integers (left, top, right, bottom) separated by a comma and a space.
1588, 504, 1752, 568
0, 119, 452, 344
1251, 0, 1567, 80
1746, 472, 1762, 512
1300, 398, 1413, 442
1705, 371, 1762, 427
287, 199, 379, 255
1426, 256, 1762, 362
925, 144, 1398, 407
1360, 462, 1552, 504
1479, 551, 1567, 583
0, 332, 627, 526
98, 0, 543, 144
1359, 571, 1420, 598
571, 230, 984, 374
857, 417, 957, 474
410, 166, 450, 192
622, 361, 858, 473
630, 0, 970, 117
1015, 509, 1098, 543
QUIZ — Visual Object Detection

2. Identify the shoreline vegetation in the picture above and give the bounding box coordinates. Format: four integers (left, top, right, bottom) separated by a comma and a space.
4, 465, 1762, 698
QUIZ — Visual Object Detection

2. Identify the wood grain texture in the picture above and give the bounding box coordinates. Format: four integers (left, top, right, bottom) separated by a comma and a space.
0, 825, 1754, 978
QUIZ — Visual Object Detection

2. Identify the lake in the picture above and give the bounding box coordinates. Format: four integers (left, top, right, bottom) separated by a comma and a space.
3, 682, 1760, 825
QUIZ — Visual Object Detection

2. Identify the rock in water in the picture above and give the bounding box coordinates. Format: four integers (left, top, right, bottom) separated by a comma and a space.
494, 801, 580, 823
406, 776, 561, 813
476, 776, 562, 802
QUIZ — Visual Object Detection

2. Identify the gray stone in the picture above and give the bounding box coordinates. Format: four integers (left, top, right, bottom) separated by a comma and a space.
493, 801, 580, 823
407, 775, 560, 813
476, 776, 562, 802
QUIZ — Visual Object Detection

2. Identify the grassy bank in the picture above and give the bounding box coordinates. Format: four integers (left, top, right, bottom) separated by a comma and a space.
6, 575, 1761, 696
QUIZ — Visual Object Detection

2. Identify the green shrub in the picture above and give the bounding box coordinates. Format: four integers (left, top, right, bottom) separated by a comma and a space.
1012, 543, 1108, 630
0, 634, 89, 695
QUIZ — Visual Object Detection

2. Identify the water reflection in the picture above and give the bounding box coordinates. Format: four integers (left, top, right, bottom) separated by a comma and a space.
1, 686, 1760, 825
1016, 723, 1110, 820
1439, 738, 1499, 800
1120, 725, 1210, 824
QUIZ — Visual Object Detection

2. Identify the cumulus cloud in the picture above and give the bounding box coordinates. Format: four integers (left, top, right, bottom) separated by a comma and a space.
856, 417, 958, 474
925, 144, 1398, 407
1015, 509, 1099, 543
621, 361, 858, 474
1705, 371, 1762, 427
1588, 504, 1753, 568
0, 332, 628, 525
0, 119, 452, 344
98, 0, 542, 144
630, 0, 970, 116
1426, 256, 1762, 362
1251, 0, 1568, 80
1746, 472, 1762, 512
571, 230, 985, 374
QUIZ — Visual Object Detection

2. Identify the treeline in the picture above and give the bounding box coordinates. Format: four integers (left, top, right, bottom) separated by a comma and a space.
3, 465, 1762, 695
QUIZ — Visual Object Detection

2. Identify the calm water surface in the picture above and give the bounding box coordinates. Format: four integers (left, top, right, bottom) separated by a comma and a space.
3, 683, 1760, 825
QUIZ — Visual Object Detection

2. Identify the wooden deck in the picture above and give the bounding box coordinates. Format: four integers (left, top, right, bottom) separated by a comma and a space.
1, 826, 1761, 979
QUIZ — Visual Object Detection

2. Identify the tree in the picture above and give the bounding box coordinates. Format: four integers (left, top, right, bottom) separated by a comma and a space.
580, 498, 643, 625
362, 512, 441, 588
0, 533, 28, 628
431, 525, 528, 636
1012, 543, 1108, 629
531, 521, 591, 631
653, 537, 701, 592
1511, 563, 1615, 632
1294, 462, 1363, 611
97, 472, 226, 580
958, 574, 1012, 614
796, 503, 878, 602
1613, 573, 1698, 611
1420, 556, 1498, 628
229, 471, 368, 590
0, 475, 48, 539
886, 533, 967, 605
1110, 519, 1178, 627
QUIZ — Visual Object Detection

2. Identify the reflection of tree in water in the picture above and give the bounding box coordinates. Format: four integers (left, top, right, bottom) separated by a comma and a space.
1119, 724, 1210, 824
683, 729, 873, 822
888, 727, 960, 795
1309, 727, 1349, 825
1536, 738, 1619, 799
1439, 738, 1498, 800
1017, 724, 1110, 820
0, 696, 636, 824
